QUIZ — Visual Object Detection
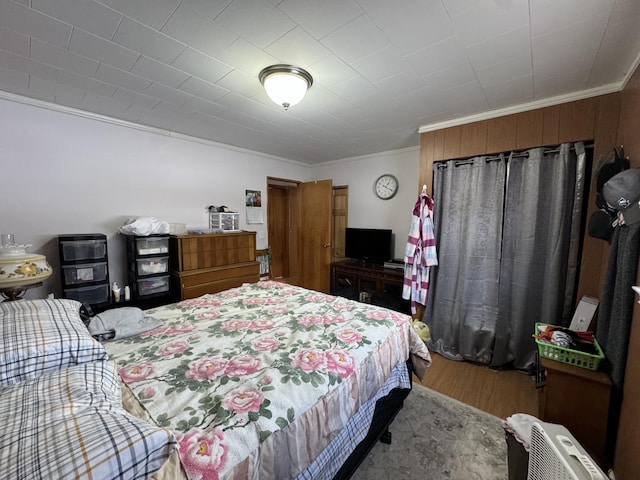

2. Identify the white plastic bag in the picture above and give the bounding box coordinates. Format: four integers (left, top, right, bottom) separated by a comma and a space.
119, 217, 170, 236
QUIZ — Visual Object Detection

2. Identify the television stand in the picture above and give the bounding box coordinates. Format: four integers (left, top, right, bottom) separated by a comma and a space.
330, 260, 409, 314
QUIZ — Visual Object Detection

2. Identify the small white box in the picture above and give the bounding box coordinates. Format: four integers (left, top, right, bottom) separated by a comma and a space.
569, 295, 599, 331
209, 212, 240, 232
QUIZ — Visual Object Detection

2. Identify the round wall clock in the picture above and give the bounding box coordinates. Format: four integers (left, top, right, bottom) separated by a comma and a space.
374, 174, 399, 200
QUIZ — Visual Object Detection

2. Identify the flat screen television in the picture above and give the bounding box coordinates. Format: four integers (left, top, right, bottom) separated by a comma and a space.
345, 227, 392, 264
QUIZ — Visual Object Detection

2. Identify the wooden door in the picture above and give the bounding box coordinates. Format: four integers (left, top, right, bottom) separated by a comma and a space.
332, 186, 348, 262
299, 179, 333, 292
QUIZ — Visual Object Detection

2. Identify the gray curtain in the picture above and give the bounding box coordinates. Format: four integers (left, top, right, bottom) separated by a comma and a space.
491, 143, 586, 370
426, 143, 586, 371
426, 155, 506, 364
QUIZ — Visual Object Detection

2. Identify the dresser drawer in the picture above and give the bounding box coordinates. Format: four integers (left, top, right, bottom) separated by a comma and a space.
173, 262, 260, 299
171, 232, 256, 271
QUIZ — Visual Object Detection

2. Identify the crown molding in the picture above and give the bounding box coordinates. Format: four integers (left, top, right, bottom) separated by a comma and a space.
312, 145, 420, 168
418, 82, 624, 134
0, 89, 309, 167
620, 50, 640, 90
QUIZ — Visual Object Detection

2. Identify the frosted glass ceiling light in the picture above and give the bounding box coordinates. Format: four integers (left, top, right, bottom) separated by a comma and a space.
259, 64, 313, 110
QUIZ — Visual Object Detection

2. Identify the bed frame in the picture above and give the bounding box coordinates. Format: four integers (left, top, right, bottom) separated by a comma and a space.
333, 358, 413, 479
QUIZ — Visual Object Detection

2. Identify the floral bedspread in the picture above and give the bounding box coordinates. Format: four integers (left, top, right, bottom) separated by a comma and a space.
104, 281, 431, 480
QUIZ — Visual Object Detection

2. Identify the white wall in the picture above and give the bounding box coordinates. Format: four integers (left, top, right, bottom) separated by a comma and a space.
0, 98, 310, 298
311, 147, 421, 260
1, 97, 420, 300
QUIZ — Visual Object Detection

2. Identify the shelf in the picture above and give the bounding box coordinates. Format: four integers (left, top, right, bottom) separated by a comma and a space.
330, 260, 409, 314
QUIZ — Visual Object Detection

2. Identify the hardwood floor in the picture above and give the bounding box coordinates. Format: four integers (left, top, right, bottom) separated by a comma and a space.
416, 352, 539, 419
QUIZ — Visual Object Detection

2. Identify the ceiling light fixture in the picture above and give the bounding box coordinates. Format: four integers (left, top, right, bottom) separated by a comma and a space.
259, 64, 313, 110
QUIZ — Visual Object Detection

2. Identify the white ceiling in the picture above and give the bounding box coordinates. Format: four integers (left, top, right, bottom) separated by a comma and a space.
1, 0, 639, 164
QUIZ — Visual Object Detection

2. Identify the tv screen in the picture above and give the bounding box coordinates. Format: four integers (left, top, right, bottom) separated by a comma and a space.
345, 228, 392, 264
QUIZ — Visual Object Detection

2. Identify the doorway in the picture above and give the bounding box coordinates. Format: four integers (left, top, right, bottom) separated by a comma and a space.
267, 178, 299, 283
332, 186, 348, 262
266, 177, 337, 292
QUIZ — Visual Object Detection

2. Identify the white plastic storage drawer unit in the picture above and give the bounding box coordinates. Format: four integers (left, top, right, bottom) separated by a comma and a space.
209, 212, 240, 232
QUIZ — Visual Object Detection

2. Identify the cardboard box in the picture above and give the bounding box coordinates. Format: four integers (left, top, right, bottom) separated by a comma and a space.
569, 296, 599, 331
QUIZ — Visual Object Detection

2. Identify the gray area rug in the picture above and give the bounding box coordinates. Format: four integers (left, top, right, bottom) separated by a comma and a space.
352, 384, 508, 479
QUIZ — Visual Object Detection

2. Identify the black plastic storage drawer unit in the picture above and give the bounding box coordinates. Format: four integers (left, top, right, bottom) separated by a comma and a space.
58, 233, 110, 309
126, 235, 171, 303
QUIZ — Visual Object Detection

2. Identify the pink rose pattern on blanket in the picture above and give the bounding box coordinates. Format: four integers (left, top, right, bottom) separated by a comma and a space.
105, 282, 414, 480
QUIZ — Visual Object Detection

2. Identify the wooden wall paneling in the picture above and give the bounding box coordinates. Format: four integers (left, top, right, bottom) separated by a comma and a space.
442, 126, 462, 159
575, 93, 620, 301
558, 98, 596, 143
618, 70, 640, 154
486, 115, 516, 153
421, 130, 435, 162
515, 110, 544, 149
419, 131, 435, 191
459, 121, 488, 158
595, 93, 621, 148
542, 105, 561, 145
433, 128, 446, 161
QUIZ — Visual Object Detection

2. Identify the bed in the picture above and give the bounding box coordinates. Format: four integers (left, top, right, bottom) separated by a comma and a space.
0, 299, 176, 479
104, 280, 432, 479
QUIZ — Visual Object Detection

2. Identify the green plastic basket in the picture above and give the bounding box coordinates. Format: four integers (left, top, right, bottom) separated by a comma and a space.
534, 323, 604, 371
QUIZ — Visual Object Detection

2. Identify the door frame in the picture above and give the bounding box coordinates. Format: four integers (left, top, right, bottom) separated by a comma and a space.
267, 177, 299, 283
266, 177, 334, 291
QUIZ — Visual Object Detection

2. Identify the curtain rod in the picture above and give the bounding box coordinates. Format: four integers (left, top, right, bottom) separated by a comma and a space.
438, 142, 594, 167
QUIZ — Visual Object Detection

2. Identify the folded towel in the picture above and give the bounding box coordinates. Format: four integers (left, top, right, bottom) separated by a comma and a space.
502, 413, 539, 452
88, 307, 163, 341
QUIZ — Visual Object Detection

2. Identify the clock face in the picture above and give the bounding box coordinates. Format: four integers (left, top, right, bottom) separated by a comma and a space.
374, 174, 398, 200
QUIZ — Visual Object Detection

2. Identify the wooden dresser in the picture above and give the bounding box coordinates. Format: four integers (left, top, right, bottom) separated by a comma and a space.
539, 358, 612, 469
170, 231, 260, 300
